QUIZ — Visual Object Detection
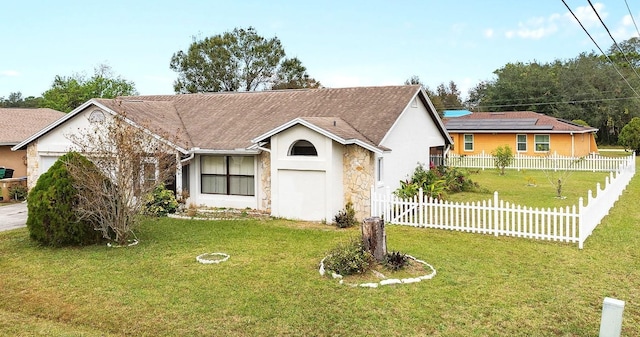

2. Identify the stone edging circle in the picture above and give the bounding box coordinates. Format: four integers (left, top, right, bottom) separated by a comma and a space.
106, 239, 139, 248
196, 252, 230, 264
319, 254, 436, 288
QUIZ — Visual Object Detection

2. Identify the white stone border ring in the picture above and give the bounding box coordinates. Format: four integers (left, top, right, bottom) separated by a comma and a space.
196, 252, 230, 264
319, 254, 436, 288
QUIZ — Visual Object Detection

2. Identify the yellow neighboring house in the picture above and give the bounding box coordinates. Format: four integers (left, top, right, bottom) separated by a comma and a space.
444, 111, 598, 157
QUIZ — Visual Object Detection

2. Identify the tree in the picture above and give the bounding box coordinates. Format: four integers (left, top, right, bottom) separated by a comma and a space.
436, 81, 464, 110
271, 57, 322, 90
541, 154, 584, 199
171, 27, 317, 93
0, 92, 42, 108
606, 37, 640, 68
404, 76, 445, 114
618, 117, 640, 154
41, 64, 137, 112
66, 111, 178, 245
492, 145, 514, 175
465, 44, 640, 145
466, 81, 490, 111
404, 75, 424, 87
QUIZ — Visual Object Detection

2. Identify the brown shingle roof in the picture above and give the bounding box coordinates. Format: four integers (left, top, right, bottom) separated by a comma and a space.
0, 108, 65, 145
98, 85, 426, 151
444, 111, 598, 133
298, 117, 377, 148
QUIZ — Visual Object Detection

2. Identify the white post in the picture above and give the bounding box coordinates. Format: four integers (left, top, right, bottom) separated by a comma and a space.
493, 191, 499, 237
578, 197, 585, 249
599, 297, 625, 337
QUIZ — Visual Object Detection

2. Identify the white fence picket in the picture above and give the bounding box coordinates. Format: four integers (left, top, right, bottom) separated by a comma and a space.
372, 154, 636, 249
438, 151, 633, 172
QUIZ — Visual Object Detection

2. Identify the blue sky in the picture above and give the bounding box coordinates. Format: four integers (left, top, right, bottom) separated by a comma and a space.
2, 1, 639, 100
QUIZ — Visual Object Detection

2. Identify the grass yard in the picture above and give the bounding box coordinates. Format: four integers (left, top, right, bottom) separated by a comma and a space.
447, 168, 614, 209
0, 159, 638, 336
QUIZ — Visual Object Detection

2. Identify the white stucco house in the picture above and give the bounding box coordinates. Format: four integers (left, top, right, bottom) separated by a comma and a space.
13, 85, 452, 221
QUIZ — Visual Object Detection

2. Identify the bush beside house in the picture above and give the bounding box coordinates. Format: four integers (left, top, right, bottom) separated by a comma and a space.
27, 152, 102, 247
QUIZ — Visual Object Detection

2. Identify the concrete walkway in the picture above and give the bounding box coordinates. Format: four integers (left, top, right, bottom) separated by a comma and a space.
0, 202, 27, 231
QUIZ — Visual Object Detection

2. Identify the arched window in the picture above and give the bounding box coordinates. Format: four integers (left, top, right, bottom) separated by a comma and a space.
289, 140, 318, 156
88, 109, 106, 123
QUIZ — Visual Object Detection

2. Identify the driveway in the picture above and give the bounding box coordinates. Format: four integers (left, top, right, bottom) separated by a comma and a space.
0, 202, 27, 231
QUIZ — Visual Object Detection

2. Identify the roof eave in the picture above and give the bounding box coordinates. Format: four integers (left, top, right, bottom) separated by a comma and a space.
251, 118, 384, 154
11, 99, 101, 151
379, 88, 453, 146
11, 99, 190, 155
447, 129, 598, 134
190, 148, 260, 155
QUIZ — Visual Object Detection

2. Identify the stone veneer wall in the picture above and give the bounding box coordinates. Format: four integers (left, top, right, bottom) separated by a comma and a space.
343, 145, 374, 221
26, 142, 39, 190
258, 151, 271, 212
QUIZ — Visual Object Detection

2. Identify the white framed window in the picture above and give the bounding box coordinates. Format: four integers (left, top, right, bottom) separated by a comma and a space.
516, 134, 527, 152
463, 134, 474, 151
534, 134, 550, 152
289, 139, 318, 156
201, 155, 255, 196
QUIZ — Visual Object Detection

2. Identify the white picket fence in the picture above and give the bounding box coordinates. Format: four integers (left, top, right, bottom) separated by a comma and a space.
439, 151, 633, 172
371, 155, 636, 248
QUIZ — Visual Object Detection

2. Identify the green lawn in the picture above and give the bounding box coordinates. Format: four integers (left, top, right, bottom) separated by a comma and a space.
0, 160, 638, 336
447, 168, 614, 209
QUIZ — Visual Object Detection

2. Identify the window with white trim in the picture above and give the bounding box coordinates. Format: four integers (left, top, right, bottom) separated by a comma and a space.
377, 157, 383, 182
289, 140, 317, 156
534, 134, 550, 152
516, 134, 527, 152
201, 156, 255, 196
463, 134, 474, 151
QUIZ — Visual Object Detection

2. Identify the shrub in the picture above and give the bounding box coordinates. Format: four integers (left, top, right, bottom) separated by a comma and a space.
27, 152, 102, 247
383, 251, 410, 271
333, 201, 358, 228
619, 117, 640, 154
492, 145, 514, 175
323, 238, 373, 276
144, 185, 179, 217
395, 163, 481, 200
7, 184, 27, 201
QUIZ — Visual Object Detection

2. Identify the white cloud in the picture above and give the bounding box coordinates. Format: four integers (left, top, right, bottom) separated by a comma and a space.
568, 2, 607, 28
503, 3, 609, 40
505, 14, 560, 40
484, 28, 494, 38
0, 70, 20, 77
611, 14, 640, 41
451, 23, 466, 34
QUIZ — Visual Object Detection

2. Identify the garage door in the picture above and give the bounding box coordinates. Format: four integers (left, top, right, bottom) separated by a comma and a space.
40, 156, 61, 174
277, 170, 325, 221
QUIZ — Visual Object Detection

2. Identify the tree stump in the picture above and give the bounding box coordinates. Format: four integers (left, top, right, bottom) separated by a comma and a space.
361, 217, 387, 262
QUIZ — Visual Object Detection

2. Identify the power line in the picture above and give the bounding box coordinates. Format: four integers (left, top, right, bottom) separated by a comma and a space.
561, 0, 640, 99
469, 95, 639, 110
624, 0, 640, 39
449, 95, 639, 111
587, 0, 640, 83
